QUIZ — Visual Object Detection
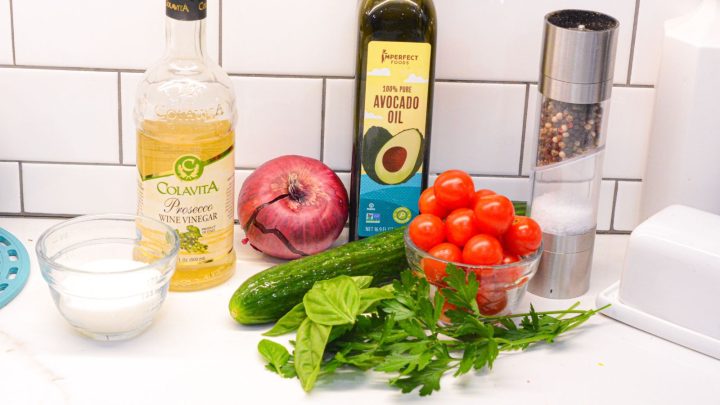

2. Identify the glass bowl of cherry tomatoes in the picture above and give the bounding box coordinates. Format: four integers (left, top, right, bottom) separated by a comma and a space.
404, 170, 544, 317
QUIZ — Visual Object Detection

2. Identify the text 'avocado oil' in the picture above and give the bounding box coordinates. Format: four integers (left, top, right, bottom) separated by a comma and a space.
350, 0, 437, 240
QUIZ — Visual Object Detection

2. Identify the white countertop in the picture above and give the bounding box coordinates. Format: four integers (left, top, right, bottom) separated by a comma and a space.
1, 217, 719, 405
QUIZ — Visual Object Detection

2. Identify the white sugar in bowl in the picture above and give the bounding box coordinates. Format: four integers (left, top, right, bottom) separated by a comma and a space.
36, 214, 179, 341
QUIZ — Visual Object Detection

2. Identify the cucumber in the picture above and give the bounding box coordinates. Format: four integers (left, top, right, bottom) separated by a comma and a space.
229, 227, 407, 325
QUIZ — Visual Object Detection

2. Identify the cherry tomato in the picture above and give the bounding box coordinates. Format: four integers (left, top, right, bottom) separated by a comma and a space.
470, 189, 496, 207
444, 208, 480, 247
503, 216, 542, 256
501, 254, 520, 264
422, 242, 462, 285
494, 253, 522, 285
433, 170, 475, 210
471, 266, 494, 287
473, 194, 515, 236
476, 288, 508, 316
408, 214, 445, 252
418, 187, 450, 219
462, 234, 503, 265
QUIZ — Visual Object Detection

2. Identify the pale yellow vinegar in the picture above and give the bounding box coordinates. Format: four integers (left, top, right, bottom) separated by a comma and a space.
137, 120, 236, 291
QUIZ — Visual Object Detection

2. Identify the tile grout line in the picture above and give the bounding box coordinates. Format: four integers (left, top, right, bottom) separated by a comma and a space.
1, 160, 131, 167
597, 230, 631, 235
8, 0, 16, 64
602, 177, 643, 182
0, 64, 145, 73
0, 159, 646, 184
17, 162, 24, 213
438, 79, 531, 86
0, 212, 76, 220
613, 83, 653, 89
0, 62, 658, 90
228, 72, 352, 80
518, 83, 530, 176
609, 180, 620, 231
319, 78, 327, 162
218, 0, 223, 66
117, 73, 124, 164
626, 0, 642, 85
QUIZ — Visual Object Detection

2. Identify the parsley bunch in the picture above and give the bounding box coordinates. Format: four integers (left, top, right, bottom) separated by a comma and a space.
258, 265, 606, 396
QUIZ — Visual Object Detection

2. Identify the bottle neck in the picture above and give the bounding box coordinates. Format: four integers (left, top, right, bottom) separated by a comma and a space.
164, 17, 207, 59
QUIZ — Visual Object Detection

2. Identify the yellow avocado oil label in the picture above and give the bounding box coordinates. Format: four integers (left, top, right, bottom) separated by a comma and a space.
358, 41, 431, 238
138, 146, 235, 265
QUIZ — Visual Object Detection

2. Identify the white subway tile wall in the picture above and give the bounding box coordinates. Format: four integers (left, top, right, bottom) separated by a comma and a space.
222, 0, 357, 76
434, 0, 635, 83
0, 68, 118, 163
232, 76, 324, 167
430, 82, 526, 175
0, 0, 11, 64
630, 0, 702, 85
12, 0, 220, 69
22, 164, 136, 215
0, 1, 696, 233
602, 87, 655, 180
323, 79, 355, 171
614, 181, 644, 231
0, 162, 20, 213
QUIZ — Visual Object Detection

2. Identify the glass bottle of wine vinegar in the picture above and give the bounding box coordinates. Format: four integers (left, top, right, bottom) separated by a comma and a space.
350, 0, 437, 240
135, 0, 237, 291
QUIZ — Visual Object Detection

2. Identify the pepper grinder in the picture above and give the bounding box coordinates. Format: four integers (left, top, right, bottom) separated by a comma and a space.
528, 10, 619, 299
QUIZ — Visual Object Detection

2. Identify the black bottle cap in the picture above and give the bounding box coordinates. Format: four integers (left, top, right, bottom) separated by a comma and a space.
166, 0, 207, 21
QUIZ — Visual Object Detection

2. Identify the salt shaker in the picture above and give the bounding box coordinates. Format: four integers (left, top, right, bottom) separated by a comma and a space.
528, 10, 619, 299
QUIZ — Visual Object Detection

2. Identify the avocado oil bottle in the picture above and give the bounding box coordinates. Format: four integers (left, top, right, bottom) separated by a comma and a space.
349, 0, 437, 240
135, 0, 237, 291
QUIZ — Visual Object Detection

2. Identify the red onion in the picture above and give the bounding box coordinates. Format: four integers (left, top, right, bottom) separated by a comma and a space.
238, 155, 349, 259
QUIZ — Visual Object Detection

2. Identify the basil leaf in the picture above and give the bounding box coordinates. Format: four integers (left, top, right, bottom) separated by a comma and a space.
294, 318, 331, 392
358, 287, 394, 313
304, 276, 360, 326
351, 276, 374, 289
258, 339, 290, 374
264, 303, 307, 337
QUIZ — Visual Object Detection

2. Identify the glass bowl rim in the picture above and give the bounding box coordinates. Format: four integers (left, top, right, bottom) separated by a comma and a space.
36, 213, 180, 276
403, 227, 543, 272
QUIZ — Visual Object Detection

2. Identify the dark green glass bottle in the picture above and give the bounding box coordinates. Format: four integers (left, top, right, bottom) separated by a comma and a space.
350, 0, 437, 240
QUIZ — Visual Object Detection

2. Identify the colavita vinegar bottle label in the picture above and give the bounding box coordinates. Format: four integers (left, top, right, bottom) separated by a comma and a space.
357, 41, 431, 238
137, 121, 235, 267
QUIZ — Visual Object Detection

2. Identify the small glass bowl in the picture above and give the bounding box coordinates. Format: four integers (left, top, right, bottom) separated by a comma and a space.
404, 229, 542, 317
36, 214, 179, 341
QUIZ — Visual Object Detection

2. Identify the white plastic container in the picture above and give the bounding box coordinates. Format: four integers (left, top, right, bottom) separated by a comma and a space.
641, 0, 720, 220
598, 205, 720, 359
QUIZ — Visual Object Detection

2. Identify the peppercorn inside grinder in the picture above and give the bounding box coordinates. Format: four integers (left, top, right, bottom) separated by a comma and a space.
528, 10, 619, 299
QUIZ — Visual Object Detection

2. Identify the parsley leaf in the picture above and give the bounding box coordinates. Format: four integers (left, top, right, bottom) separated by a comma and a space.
441, 264, 481, 315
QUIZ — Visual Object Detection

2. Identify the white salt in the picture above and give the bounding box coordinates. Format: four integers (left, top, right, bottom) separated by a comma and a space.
531, 192, 596, 235
58, 259, 164, 335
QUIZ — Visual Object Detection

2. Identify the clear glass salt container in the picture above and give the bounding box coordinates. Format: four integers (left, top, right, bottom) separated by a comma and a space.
528, 10, 619, 299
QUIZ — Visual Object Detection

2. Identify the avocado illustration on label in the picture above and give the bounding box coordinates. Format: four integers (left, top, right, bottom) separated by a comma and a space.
362, 126, 424, 185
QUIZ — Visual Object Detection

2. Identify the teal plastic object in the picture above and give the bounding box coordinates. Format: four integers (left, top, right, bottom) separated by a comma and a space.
0, 228, 30, 309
